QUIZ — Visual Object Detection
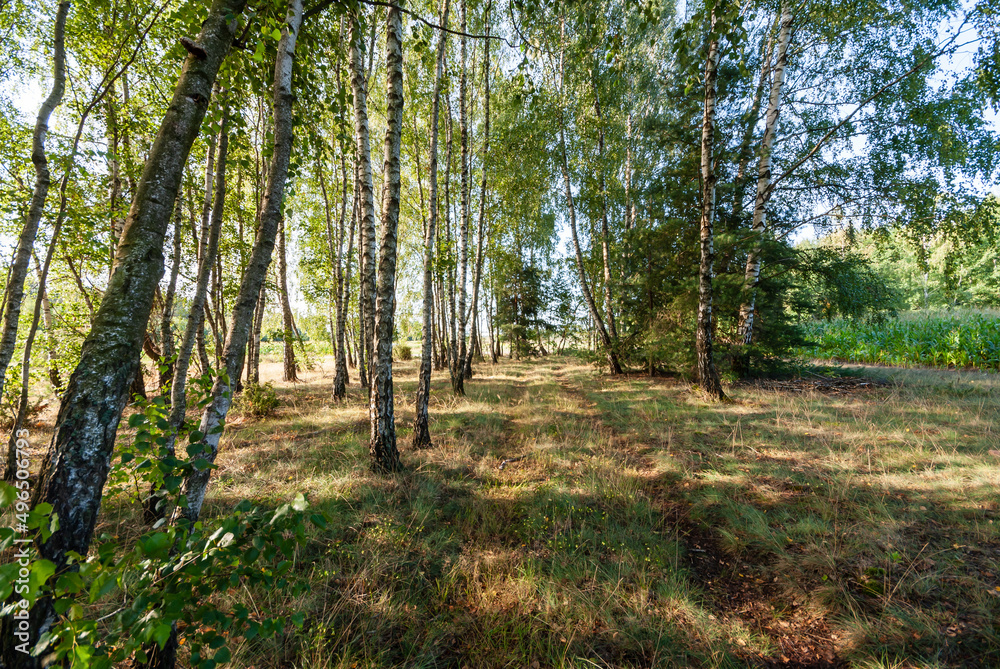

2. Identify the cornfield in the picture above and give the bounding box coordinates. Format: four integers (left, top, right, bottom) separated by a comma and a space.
800, 312, 1000, 371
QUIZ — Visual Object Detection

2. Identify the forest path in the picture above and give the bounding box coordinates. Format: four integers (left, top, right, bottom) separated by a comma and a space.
93, 354, 999, 668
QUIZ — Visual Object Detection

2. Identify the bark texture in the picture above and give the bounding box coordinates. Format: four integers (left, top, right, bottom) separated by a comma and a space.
696, 19, 726, 401
0, 1, 69, 402
370, 4, 404, 473
414, 0, 449, 449
178, 0, 301, 526
1, 2, 245, 665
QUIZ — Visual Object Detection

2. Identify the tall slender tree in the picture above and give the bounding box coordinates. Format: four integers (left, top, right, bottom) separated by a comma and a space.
696, 7, 726, 401
737, 1, 794, 347
557, 16, 622, 375
370, 3, 404, 472
179, 0, 303, 526
278, 216, 299, 381
350, 10, 377, 394
465, 2, 491, 379
453, 0, 470, 395
414, 0, 450, 448
0, 1, 69, 401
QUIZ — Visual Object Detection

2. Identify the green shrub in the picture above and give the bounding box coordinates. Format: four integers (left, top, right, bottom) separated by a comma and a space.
0, 390, 325, 669
800, 311, 1000, 371
395, 343, 412, 361
234, 382, 279, 418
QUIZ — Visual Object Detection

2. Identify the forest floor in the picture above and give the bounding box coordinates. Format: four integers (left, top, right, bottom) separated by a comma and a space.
38, 355, 1000, 667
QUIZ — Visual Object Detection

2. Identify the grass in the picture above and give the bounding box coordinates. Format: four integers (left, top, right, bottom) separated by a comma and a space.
25, 355, 1000, 667
801, 311, 1000, 371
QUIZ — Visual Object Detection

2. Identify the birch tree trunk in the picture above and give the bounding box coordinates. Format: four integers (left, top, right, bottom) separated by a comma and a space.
37, 258, 61, 390
556, 23, 621, 375
592, 69, 618, 343
333, 83, 352, 395
195, 126, 217, 374
278, 216, 299, 381
178, 0, 302, 527
625, 113, 635, 232
737, 1, 793, 348
249, 282, 266, 384
696, 16, 726, 401
465, 9, 490, 380
732, 13, 776, 221
1, 2, 245, 664
370, 3, 404, 473
145, 101, 229, 523
3, 205, 66, 482
350, 12, 377, 394
445, 101, 459, 383
414, 0, 449, 449
0, 1, 68, 402
453, 0, 469, 396
159, 198, 183, 390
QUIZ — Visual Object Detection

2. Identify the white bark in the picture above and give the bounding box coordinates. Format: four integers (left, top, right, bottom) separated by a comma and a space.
738, 1, 794, 346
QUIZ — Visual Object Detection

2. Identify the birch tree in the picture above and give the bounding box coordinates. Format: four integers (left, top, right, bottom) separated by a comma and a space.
0, 1, 246, 663
695, 6, 725, 401
414, 0, 450, 449
369, 4, 404, 473
178, 0, 303, 525
0, 1, 69, 401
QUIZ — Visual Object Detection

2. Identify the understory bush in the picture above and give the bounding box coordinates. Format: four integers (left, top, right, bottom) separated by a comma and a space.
234, 381, 280, 418
0, 390, 324, 668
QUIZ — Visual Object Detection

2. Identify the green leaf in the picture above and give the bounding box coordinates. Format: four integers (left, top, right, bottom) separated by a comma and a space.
0, 481, 17, 506
152, 622, 173, 649
30, 559, 57, 592
271, 27, 282, 41
139, 532, 172, 559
